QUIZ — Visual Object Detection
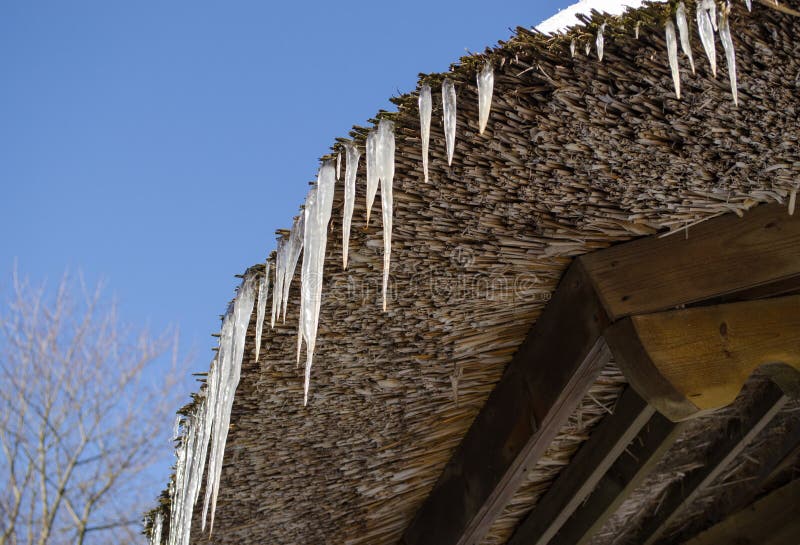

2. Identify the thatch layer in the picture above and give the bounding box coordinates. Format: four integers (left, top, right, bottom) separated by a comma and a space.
156, 2, 800, 543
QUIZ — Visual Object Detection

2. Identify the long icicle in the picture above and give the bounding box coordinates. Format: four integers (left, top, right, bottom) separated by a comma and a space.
300, 162, 336, 404
297, 190, 315, 366
697, 0, 717, 77
202, 316, 232, 532
271, 237, 285, 328
676, 2, 696, 74
254, 262, 269, 361
366, 130, 379, 223
666, 20, 681, 99
419, 85, 432, 183
719, 4, 738, 106
342, 141, 360, 269
281, 214, 304, 322
442, 78, 457, 166
150, 513, 163, 545
204, 275, 256, 533
477, 61, 494, 135
377, 119, 395, 312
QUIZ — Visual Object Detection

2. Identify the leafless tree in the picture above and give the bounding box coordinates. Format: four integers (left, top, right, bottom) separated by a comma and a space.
0, 271, 185, 545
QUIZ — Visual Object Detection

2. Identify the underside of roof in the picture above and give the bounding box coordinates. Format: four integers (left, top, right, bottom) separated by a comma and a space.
150, 2, 800, 544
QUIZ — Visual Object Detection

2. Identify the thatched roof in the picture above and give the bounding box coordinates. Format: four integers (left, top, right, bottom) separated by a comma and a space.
149, 1, 800, 543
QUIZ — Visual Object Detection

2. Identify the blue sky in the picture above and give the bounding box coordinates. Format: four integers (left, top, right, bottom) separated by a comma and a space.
0, 0, 572, 505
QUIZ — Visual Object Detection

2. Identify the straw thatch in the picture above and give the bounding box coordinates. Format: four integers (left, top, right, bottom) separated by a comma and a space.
150, 2, 800, 543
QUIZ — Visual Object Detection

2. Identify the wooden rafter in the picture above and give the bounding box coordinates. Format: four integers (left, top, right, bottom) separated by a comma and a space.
631, 382, 790, 545
401, 204, 800, 545
548, 411, 684, 545
506, 387, 656, 545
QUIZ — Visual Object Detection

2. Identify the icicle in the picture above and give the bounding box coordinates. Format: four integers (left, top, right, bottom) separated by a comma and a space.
166, 354, 219, 545
172, 414, 182, 440
476, 61, 494, 135
585, 40, 591, 56
635, 20, 640, 39
377, 119, 395, 312
270, 237, 285, 328
719, 5, 738, 106
150, 513, 163, 545
697, 0, 717, 77
596, 23, 606, 61
666, 20, 681, 99
442, 78, 457, 166
168, 426, 188, 545
419, 85, 432, 183
366, 130, 379, 222
570, 39, 576, 57
336, 152, 341, 180
254, 263, 269, 361
281, 214, 304, 322
745, 0, 752, 11
203, 275, 256, 533
789, 190, 797, 215
676, 2, 696, 74
709, 0, 718, 31
296, 188, 313, 366
202, 317, 231, 532
342, 141, 360, 269
299, 162, 336, 405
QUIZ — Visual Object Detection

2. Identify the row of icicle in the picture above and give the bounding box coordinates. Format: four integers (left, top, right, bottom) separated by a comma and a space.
573, 0, 742, 105
157, 57, 495, 545
665, 0, 739, 104
155, 2, 760, 542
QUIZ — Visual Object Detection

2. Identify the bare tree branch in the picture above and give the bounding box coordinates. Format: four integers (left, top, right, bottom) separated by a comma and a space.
0, 271, 187, 545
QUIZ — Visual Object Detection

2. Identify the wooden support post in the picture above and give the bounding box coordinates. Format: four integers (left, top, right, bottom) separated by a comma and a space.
579, 203, 800, 320
507, 387, 655, 545
606, 295, 800, 421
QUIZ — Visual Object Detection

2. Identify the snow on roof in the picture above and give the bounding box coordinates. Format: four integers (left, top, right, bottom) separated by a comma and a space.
536, 0, 666, 34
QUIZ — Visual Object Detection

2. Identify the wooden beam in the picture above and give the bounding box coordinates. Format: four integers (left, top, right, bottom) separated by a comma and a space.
507, 387, 655, 545
401, 262, 612, 545
682, 480, 800, 545
579, 203, 800, 320
606, 295, 800, 420
631, 382, 789, 545
548, 412, 685, 545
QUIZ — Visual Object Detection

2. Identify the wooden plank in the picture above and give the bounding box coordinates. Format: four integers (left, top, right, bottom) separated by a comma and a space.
549, 412, 685, 545
633, 382, 789, 545
401, 261, 612, 545
607, 295, 800, 419
695, 273, 800, 306
507, 387, 655, 545
682, 480, 800, 545
579, 203, 800, 320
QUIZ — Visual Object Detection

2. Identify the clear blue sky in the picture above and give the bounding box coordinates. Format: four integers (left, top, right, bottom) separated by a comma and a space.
0, 0, 571, 507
